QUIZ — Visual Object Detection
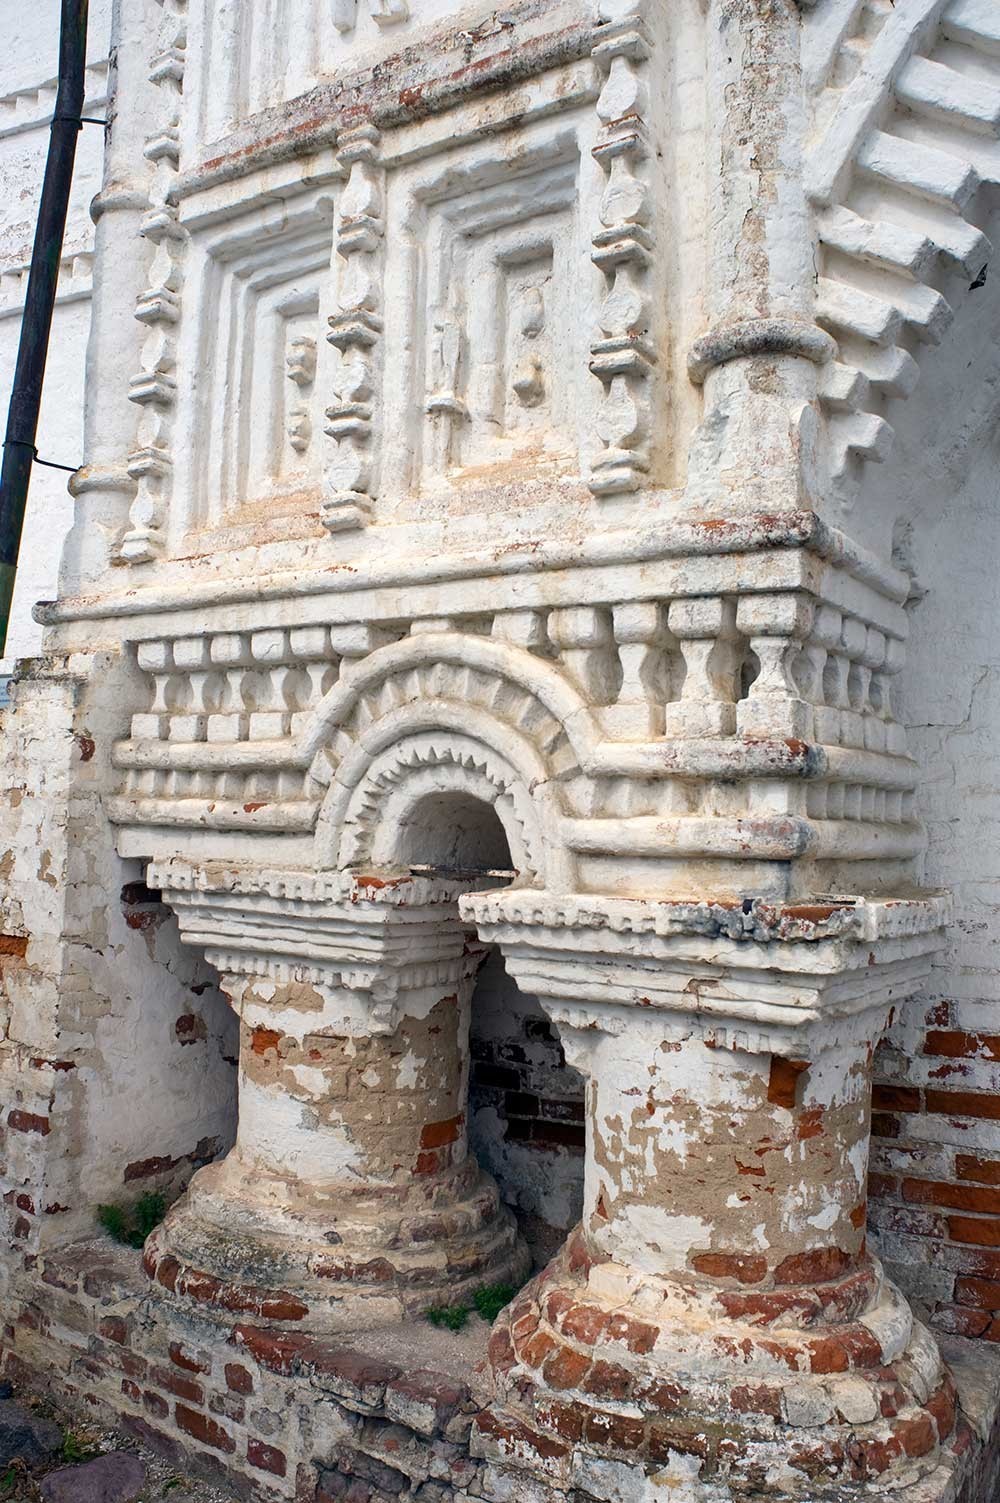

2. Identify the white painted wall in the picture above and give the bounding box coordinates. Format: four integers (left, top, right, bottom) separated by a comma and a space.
0, 0, 112, 676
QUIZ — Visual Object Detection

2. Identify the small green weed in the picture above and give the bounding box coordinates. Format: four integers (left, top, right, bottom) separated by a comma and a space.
97, 1191, 166, 1249
61, 1428, 100, 1463
425, 1304, 471, 1332
425, 1280, 519, 1332
473, 1283, 515, 1323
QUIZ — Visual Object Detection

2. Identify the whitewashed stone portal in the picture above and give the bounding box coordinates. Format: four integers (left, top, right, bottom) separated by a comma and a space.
4, 0, 1000, 1499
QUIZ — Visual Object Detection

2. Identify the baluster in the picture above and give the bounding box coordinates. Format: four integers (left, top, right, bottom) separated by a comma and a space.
662, 598, 740, 737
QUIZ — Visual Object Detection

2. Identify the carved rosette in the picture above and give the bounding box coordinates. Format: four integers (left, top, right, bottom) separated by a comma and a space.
119, 0, 188, 565
588, 0, 656, 498
323, 123, 386, 534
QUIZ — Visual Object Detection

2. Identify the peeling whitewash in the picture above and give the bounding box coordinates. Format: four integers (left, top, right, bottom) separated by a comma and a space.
1, 0, 999, 1500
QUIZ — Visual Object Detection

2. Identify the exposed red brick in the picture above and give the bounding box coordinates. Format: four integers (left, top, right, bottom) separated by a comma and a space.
472, 1409, 569, 1464
169, 1341, 211, 1374
533, 1399, 585, 1443
926, 1376, 957, 1441
0, 935, 28, 957
581, 1359, 632, 1402
957, 1155, 1000, 1186
229, 1327, 315, 1376
99, 1316, 128, 1346
871, 1086, 921, 1113
949, 1216, 1000, 1247
867, 1172, 897, 1199
583, 1410, 645, 1452
125, 1155, 178, 1182
248, 1438, 287, 1477
691, 1251, 767, 1285
635, 1376, 685, 1413
925, 1031, 1000, 1061
121, 1380, 141, 1404
7, 1110, 50, 1136
797, 1106, 825, 1141
871, 1112, 901, 1139
565, 1230, 593, 1275
155, 1256, 181, 1294
774, 1246, 853, 1286
956, 1160, 1000, 1184
419, 1115, 463, 1148
250, 1026, 282, 1056
150, 1364, 204, 1405
175, 1404, 236, 1454
904, 1178, 1000, 1214
542, 1344, 591, 1391
717, 1287, 821, 1326
143, 1391, 169, 1419
932, 1306, 991, 1338
895, 1411, 936, 1459
112, 1349, 147, 1381
767, 1057, 809, 1108
730, 1383, 782, 1419
647, 1421, 710, 1463
224, 1362, 254, 1394
943, 1246, 1000, 1280
559, 1303, 609, 1345
178, 1266, 308, 1321
606, 1313, 658, 1354
955, 1277, 1000, 1310
926, 1089, 1000, 1121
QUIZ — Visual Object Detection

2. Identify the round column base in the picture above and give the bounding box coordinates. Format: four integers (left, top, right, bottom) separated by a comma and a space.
481, 1231, 956, 1499
143, 1156, 530, 1333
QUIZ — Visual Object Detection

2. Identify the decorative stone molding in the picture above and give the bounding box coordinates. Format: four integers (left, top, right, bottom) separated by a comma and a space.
119, 0, 188, 564
805, 0, 1000, 487
588, 0, 657, 497
11, 0, 998, 1496
323, 124, 385, 532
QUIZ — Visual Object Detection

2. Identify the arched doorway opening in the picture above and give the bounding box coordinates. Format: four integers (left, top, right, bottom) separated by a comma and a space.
384, 789, 585, 1270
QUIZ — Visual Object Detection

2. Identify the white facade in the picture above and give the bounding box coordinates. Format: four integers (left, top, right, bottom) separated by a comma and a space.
2, 2, 1000, 1499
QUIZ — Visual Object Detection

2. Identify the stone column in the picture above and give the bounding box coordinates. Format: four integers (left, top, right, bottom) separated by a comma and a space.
465, 890, 957, 1499
143, 865, 528, 1331
59, 0, 164, 593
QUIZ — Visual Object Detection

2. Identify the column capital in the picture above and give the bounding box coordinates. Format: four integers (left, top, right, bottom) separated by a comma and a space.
463, 887, 951, 1059
152, 857, 504, 1034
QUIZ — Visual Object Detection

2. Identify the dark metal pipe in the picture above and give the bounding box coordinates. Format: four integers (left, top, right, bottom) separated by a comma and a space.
0, 0, 90, 656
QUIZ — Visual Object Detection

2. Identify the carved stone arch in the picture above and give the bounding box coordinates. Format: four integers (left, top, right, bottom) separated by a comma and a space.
304, 632, 596, 889
326, 728, 544, 878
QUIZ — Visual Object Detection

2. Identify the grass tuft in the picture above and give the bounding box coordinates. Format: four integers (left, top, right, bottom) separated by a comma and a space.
425, 1304, 471, 1332
473, 1283, 516, 1323
97, 1191, 166, 1249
